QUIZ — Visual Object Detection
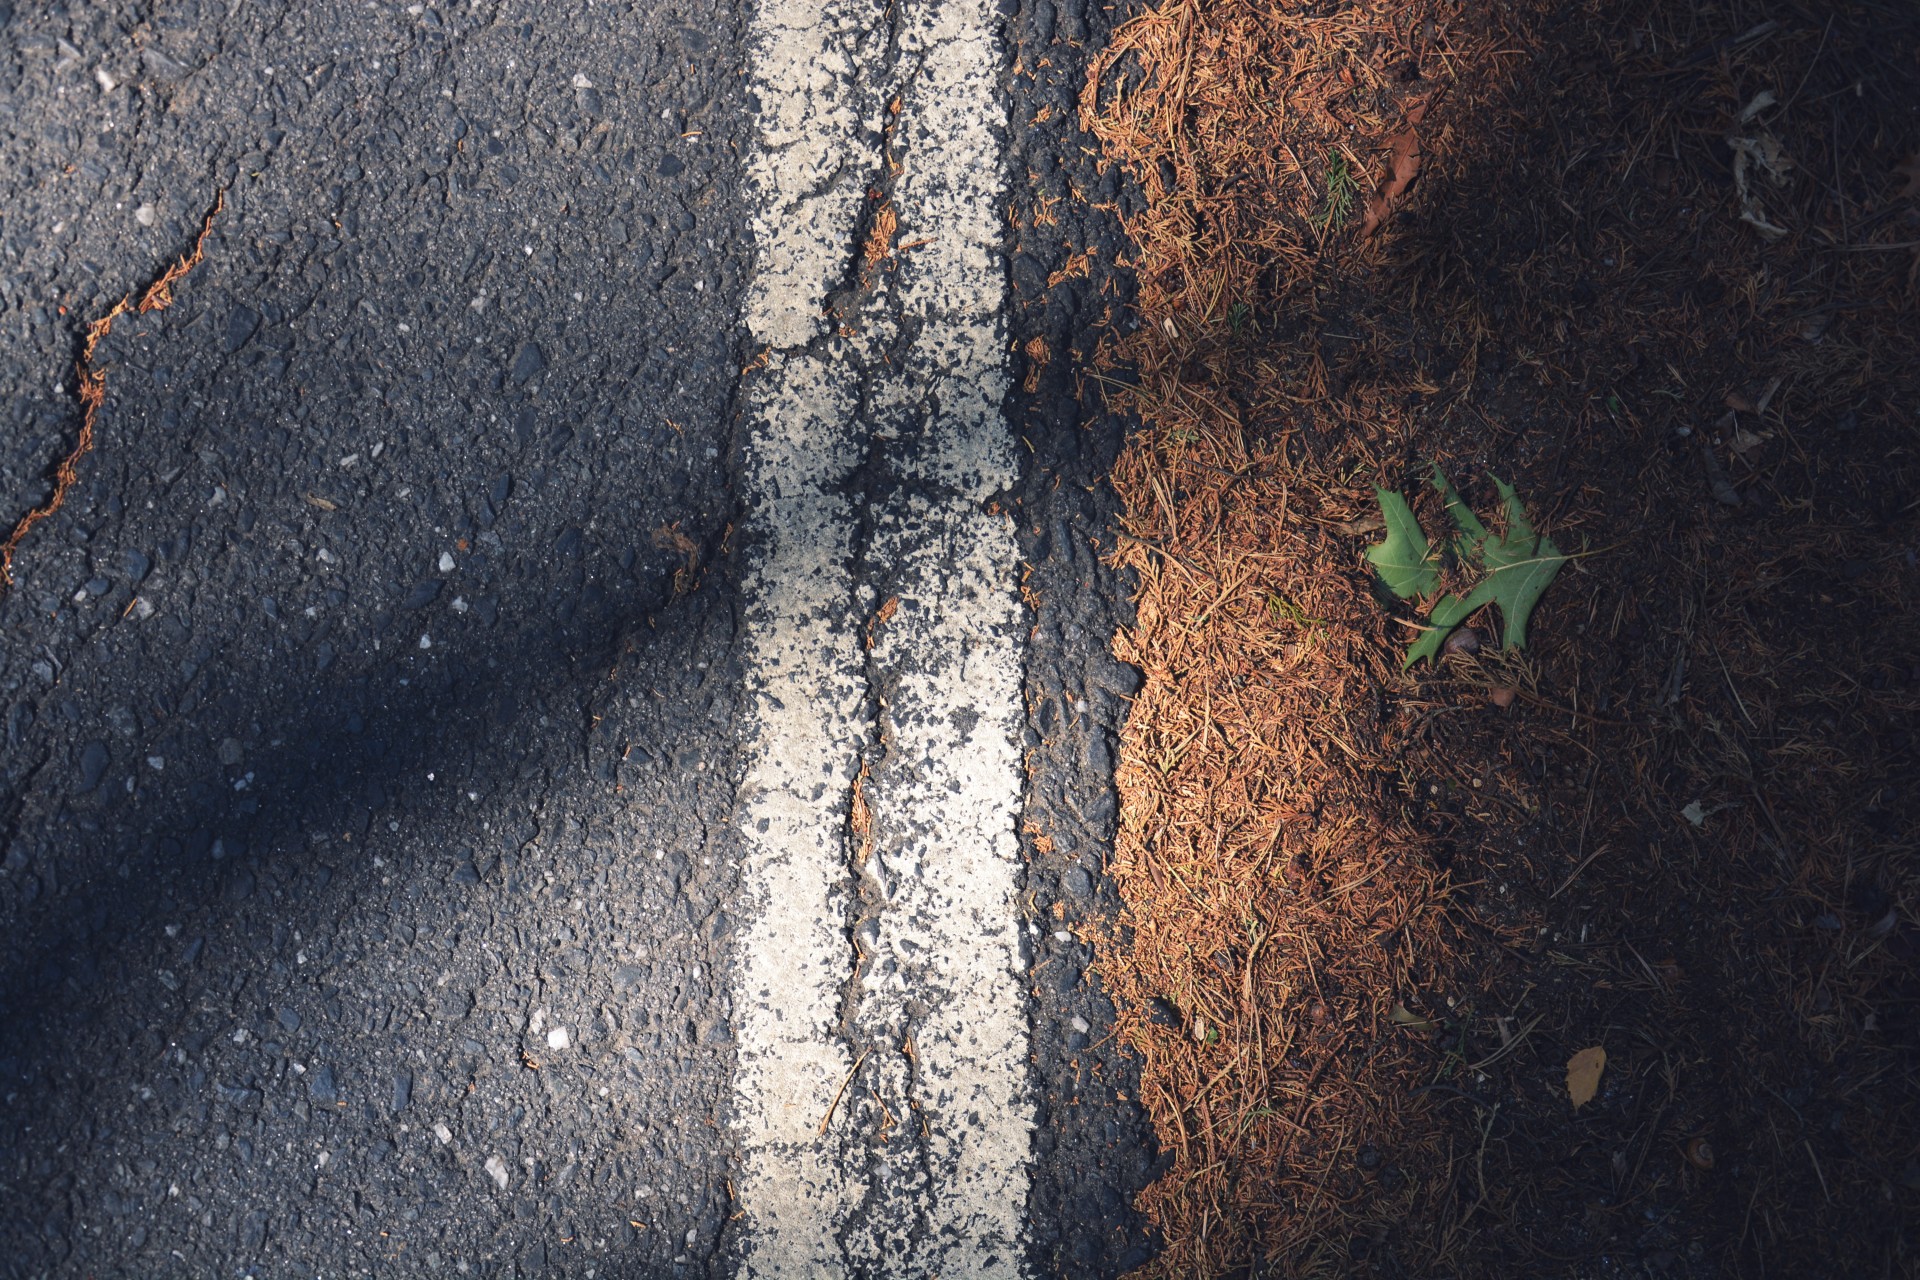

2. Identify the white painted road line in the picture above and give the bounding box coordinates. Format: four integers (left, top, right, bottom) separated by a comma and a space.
731, 0, 1031, 1275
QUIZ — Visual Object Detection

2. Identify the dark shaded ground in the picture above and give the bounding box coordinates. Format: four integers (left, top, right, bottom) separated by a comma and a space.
1081, 0, 1920, 1274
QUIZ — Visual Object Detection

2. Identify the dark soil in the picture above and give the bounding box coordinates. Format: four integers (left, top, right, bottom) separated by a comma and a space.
1084, 0, 1920, 1274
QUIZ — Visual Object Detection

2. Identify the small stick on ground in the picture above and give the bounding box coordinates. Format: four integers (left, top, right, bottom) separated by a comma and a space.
818, 1048, 872, 1137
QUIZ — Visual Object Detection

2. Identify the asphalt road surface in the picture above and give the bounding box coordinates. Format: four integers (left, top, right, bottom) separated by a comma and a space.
0, 1, 1155, 1276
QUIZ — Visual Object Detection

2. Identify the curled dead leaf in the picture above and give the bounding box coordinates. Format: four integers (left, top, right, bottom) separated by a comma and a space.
1360, 97, 1434, 237
651, 523, 698, 557
1566, 1044, 1607, 1109
1331, 514, 1386, 537
1727, 131, 1794, 241
1390, 1001, 1440, 1032
1896, 153, 1920, 202
1738, 89, 1778, 123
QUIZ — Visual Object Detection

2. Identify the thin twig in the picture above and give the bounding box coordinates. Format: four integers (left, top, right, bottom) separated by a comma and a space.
818, 1048, 872, 1137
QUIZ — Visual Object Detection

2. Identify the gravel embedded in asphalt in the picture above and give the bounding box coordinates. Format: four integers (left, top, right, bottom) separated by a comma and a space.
0, 0, 1157, 1274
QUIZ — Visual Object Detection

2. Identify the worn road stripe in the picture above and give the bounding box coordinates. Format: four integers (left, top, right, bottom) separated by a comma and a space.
731, 0, 1030, 1276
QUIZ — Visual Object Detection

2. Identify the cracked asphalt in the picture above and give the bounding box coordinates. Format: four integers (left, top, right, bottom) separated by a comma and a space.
0, 1, 1157, 1276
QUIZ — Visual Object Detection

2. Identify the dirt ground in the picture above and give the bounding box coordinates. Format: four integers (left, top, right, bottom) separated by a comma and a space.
1080, 0, 1920, 1275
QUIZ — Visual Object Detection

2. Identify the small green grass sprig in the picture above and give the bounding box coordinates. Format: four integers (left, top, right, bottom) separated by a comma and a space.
1311, 153, 1358, 234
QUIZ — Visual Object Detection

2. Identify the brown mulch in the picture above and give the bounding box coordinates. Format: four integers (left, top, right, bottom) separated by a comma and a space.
1080, 0, 1920, 1275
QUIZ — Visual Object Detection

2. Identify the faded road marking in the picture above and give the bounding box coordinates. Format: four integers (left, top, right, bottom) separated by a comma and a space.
730, 0, 1031, 1276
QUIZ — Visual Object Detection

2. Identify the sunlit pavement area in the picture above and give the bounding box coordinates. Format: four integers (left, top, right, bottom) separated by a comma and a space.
0, 1, 1155, 1275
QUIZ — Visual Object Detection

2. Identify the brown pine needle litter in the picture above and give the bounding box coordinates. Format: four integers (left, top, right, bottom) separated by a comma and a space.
1082, 0, 1918, 1275
0, 192, 224, 598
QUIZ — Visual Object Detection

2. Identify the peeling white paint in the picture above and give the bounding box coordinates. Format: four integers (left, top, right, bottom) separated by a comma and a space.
731, 0, 1031, 1275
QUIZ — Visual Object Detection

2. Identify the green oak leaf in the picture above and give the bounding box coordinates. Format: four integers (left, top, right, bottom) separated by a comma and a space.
1474, 475, 1565, 650
1365, 486, 1439, 600
1433, 466, 1490, 550
1403, 580, 1499, 667
1378, 469, 1567, 667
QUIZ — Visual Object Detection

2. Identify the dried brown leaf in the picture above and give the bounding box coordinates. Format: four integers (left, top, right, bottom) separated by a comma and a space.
1896, 153, 1920, 202
1390, 1001, 1441, 1031
651, 523, 698, 557
1360, 98, 1433, 237
1566, 1045, 1607, 1110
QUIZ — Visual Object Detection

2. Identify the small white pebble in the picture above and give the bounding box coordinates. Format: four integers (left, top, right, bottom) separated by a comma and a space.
433, 1123, 453, 1145
438, 551, 455, 572
546, 1026, 571, 1051
418, 634, 432, 650
134, 202, 156, 227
